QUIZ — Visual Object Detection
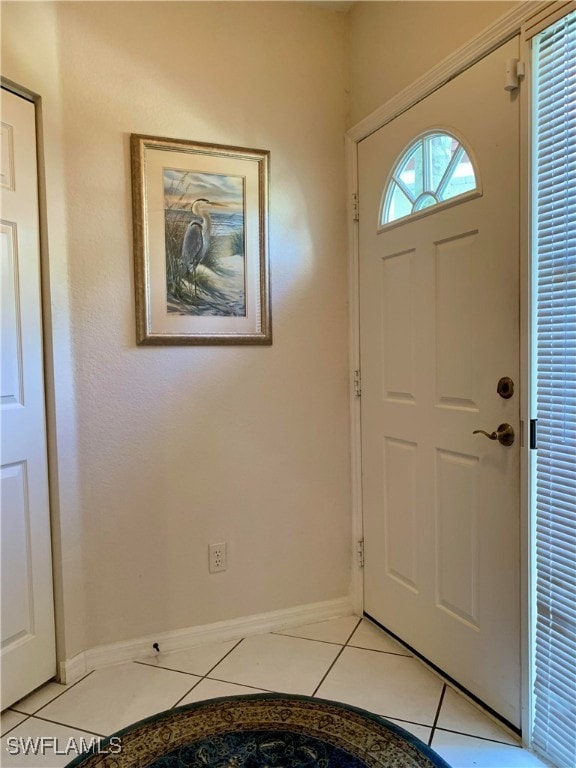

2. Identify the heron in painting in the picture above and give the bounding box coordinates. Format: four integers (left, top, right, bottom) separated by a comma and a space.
181, 197, 214, 294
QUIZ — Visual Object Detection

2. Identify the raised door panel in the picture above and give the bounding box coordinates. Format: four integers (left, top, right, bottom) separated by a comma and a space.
381, 250, 417, 404
1, 222, 23, 406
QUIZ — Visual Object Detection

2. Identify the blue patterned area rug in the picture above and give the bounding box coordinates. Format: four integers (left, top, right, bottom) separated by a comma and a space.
66, 693, 451, 768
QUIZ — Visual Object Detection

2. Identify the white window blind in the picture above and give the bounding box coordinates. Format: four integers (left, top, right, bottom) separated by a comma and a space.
532, 10, 576, 768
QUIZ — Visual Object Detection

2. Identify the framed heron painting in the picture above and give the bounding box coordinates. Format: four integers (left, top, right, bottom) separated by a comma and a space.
131, 134, 271, 344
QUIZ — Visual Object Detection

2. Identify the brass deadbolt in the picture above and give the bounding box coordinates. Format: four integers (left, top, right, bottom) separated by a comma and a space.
497, 376, 514, 399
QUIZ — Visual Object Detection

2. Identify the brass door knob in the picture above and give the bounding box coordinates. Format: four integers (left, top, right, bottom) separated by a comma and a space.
473, 423, 515, 447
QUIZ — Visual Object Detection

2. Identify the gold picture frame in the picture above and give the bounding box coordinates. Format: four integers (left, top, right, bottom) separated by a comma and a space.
131, 134, 271, 345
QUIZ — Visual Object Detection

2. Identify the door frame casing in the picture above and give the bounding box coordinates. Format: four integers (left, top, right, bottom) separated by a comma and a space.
346, 0, 547, 744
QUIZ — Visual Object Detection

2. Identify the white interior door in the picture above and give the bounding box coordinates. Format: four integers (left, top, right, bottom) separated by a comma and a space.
359, 39, 521, 727
1, 87, 56, 708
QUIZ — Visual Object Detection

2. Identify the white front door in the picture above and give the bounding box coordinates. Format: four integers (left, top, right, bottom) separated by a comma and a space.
1, 88, 56, 708
359, 39, 521, 727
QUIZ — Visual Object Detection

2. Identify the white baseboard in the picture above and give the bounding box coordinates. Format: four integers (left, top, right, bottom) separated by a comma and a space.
59, 596, 355, 685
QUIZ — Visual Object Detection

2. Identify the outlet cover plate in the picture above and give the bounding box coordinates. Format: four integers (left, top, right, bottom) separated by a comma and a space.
209, 542, 227, 573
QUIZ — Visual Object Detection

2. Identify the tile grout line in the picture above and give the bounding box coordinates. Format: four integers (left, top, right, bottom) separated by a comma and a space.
170, 676, 204, 708
386, 715, 432, 728
311, 644, 347, 698
181, 617, 366, 701
433, 726, 522, 748
384, 714, 436, 732
134, 661, 204, 677
312, 616, 410, 696
304, 618, 362, 696
348, 645, 411, 658
426, 684, 518, 748
31, 713, 108, 739
203, 638, 246, 679
311, 618, 363, 698
428, 683, 447, 747
272, 618, 375, 651
205, 676, 274, 694
1, 712, 32, 738
10, 671, 96, 718
170, 638, 245, 709
344, 617, 364, 647
170, 621, 367, 708
345, 617, 412, 657
270, 632, 348, 648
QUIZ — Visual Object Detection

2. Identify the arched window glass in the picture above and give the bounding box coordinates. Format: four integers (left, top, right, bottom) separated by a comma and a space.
382, 131, 478, 226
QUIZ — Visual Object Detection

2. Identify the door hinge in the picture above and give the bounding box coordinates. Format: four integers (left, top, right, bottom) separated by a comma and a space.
352, 192, 359, 222
504, 58, 525, 91
357, 538, 365, 569
354, 369, 362, 397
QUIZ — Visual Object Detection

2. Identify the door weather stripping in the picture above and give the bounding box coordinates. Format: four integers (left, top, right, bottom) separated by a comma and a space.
354, 369, 362, 397
530, 419, 538, 450
357, 538, 365, 568
352, 192, 359, 222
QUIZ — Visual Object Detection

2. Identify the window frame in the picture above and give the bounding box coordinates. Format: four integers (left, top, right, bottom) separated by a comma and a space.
378, 127, 482, 233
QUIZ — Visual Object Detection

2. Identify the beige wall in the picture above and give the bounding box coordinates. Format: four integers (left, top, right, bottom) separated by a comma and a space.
2, 1, 351, 658
1, 0, 521, 663
347, 0, 517, 127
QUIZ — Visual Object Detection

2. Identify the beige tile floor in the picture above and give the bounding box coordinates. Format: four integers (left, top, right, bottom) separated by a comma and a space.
1, 617, 550, 768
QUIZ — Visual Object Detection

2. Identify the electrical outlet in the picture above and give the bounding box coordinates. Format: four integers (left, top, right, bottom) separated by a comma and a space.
209, 542, 227, 573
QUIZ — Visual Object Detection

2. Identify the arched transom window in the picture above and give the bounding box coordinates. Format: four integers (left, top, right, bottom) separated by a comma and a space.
381, 131, 479, 226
